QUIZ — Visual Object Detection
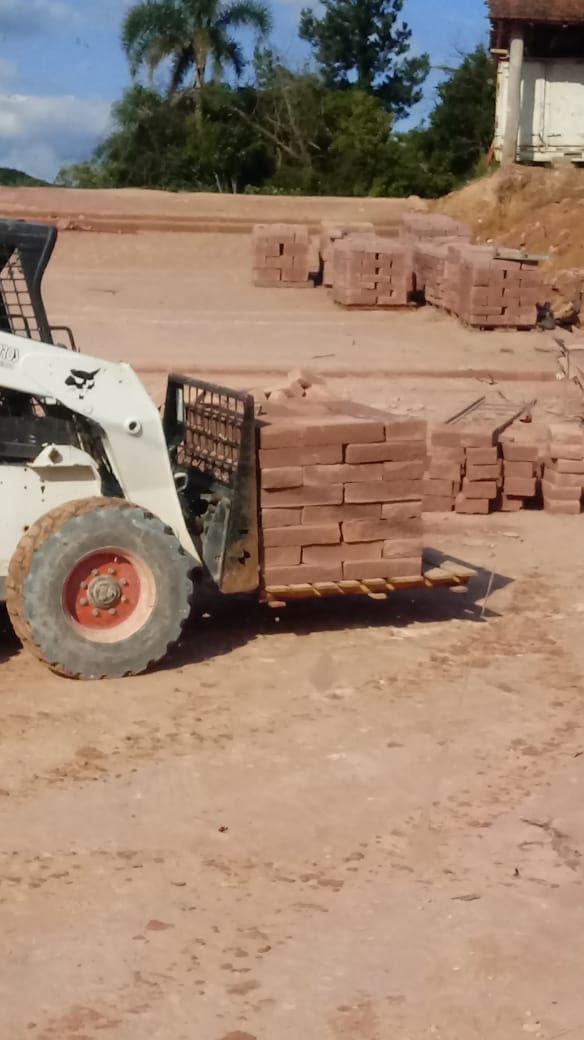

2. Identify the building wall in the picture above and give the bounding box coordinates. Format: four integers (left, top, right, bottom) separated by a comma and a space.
495, 58, 584, 162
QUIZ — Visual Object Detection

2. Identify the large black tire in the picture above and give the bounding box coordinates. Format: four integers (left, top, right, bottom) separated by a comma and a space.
6, 497, 195, 679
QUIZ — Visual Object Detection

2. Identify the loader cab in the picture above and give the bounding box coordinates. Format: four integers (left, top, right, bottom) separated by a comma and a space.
0, 218, 78, 351
0, 220, 101, 469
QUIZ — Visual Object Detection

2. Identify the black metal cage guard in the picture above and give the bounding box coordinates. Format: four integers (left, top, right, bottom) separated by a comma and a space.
0, 219, 57, 344
163, 375, 259, 594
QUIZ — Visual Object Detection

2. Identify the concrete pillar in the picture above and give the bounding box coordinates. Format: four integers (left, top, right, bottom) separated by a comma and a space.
502, 22, 525, 165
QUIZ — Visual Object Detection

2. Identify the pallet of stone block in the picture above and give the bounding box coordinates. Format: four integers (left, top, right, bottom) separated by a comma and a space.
499, 421, 545, 510
433, 398, 533, 514
331, 235, 415, 308
399, 213, 471, 244
320, 222, 375, 287
258, 398, 427, 587
252, 223, 315, 287
456, 245, 542, 329
542, 421, 584, 514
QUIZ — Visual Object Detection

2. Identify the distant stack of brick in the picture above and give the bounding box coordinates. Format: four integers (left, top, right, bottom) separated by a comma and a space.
251, 216, 542, 329
443, 242, 491, 316
320, 222, 375, 287
398, 213, 543, 330
457, 248, 541, 329
542, 422, 584, 515
258, 400, 427, 588
331, 235, 413, 308
252, 223, 314, 287
399, 213, 471, 244
401, 214, 471, 308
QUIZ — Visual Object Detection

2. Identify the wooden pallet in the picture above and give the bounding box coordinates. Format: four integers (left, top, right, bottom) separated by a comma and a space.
262, 559, 475, 606
253, 280, 316, 289
331, 301, 419, 312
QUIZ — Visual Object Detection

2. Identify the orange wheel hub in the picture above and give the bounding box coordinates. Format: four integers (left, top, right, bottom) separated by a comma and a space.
62, 549, 143, 634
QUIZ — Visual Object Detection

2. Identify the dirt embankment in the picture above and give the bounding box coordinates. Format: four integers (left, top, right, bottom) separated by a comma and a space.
436, 164, 584, 275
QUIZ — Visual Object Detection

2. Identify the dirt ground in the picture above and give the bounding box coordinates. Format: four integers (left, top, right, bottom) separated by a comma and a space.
0, 185, 423, 234
2, 220, 584, 1040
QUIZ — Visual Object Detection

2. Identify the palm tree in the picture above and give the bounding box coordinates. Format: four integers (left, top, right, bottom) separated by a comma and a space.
122, 0, 272, 120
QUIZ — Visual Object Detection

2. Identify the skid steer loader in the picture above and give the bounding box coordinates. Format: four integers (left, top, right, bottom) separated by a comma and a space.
0, 218, 259, 679
0, 218, 472, 681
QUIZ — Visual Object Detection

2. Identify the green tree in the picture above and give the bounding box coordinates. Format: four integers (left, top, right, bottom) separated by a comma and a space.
299, 0, 429, 119
422, 45, 496, 183
57, 84, 271, 193
91, 86, 190, 188
321, 90, 393, 195
249, 53, 328, 191
0, 167, 49, 187
55, 161, 106, 188
121, 0, 272, 120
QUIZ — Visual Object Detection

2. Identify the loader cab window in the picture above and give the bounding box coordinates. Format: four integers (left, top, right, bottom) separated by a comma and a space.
0, 245, 41, 341
0, 293, 10, 336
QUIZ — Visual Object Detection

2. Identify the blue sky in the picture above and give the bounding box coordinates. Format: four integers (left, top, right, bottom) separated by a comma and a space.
0, 0, 489, 181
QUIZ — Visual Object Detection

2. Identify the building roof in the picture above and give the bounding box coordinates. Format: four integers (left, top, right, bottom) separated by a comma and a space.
488, 0, 584, 20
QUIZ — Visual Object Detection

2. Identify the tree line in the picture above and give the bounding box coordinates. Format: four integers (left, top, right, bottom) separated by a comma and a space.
57, 0, 496, 198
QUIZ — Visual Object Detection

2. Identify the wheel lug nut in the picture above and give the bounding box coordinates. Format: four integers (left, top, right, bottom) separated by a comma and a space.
91, 569, 99, 576
92, 608, 99, 617
80, 597, 88, 606
120, 595, 127, 603
108, 608, 116, 616
108, 568, 115, 575
120, 578, 129, 586
80, 582, 87, 590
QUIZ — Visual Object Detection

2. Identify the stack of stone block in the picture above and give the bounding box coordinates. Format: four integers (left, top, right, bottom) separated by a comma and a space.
499, 426, 540, 511
444, 243, 493, 315
259, 400, 427, 587
542, 422, 584, 515
414, 241, 451, 307
457, 443, 502, 514
423, 428, 464, 512
320, 222, 375, 287
331, 235, 413, 308
457, 247, 542, 329
426, 405, 531, 515
252, 223, 313, 287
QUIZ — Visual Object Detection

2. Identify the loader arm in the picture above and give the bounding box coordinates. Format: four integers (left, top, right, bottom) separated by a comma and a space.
0, 327, 201, 563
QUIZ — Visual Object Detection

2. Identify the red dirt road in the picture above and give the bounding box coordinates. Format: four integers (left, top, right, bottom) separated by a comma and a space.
1, 217, 583, 1040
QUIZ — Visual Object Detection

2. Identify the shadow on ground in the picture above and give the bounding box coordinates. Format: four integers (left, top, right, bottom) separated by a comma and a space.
163, 551, 512, 671
0, 553, 512, 676
0, 608, 21, 666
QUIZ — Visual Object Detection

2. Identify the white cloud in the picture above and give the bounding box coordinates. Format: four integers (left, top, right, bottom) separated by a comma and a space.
0, 57, 16, 85
0, 93, 111, 180
0, 0, 82, 34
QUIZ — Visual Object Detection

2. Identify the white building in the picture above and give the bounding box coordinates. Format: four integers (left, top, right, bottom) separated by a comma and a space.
490, 0, 584, 164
